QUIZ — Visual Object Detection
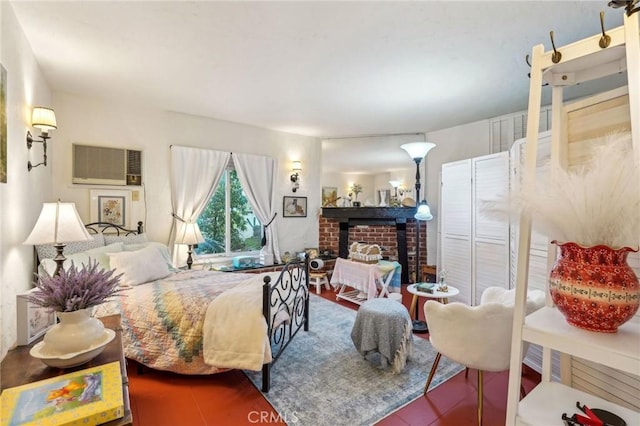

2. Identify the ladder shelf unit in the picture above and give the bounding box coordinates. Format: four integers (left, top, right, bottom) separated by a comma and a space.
506, 11, 640, 426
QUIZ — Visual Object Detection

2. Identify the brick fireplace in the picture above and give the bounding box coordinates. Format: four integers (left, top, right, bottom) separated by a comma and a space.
319, 207, 427, 284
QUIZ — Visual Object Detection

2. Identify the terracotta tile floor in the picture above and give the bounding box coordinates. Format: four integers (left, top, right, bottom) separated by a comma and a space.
127, 285, 540, 425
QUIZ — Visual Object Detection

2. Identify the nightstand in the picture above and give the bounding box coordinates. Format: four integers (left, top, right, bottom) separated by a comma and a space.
1, 314, 133, 426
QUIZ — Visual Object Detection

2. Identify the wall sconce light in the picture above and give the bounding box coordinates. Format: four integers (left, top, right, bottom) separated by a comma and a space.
27, 106, 57, 172
290, 161, 302, 192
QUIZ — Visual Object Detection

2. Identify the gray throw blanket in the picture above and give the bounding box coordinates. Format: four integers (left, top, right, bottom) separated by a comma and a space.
350, 298, 413, 373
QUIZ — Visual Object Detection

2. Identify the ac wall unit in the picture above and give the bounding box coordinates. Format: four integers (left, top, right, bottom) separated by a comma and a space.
72, 144, 142, 186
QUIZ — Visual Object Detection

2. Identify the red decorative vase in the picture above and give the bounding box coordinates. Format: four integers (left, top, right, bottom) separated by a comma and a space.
549, 241, 640, 333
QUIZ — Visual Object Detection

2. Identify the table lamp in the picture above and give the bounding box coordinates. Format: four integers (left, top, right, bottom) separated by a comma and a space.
24, 201, 93, 276
176, 221, 205, 269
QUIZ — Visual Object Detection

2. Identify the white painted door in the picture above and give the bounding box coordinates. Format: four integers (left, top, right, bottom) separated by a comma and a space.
471, 152, 510, 305
440, 159, 472, 305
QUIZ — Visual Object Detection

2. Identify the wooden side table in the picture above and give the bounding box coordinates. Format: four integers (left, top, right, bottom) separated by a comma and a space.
1, 314, 133, 426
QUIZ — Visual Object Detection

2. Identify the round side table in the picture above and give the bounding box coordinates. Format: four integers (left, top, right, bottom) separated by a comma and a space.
406, 284, 460, 333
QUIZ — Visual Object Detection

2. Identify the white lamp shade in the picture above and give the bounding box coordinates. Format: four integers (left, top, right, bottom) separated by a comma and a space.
389, 180, 401, 188
24, 202, 92, 245
31, 107, 57, 131
400, 142, 436, 160
292, 161, 302, 171
415, 203, 434, 221
176, 222, 205, 245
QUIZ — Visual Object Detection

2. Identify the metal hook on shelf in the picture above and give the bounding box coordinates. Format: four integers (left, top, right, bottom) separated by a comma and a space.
550, 31, 562, 63
608, 0, 639, 17
525, 54, 549, 86
599, 11, 611, 48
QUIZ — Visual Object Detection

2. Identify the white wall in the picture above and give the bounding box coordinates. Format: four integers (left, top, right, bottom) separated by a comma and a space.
50, 92, 322, 257
0, 2, 53, 360
423, 119, 492, 265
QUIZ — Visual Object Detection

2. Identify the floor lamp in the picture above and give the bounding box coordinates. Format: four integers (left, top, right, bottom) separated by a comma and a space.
401, 142, 436, 333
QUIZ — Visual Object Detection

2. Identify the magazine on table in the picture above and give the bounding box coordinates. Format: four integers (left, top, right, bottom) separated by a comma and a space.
0, 361, 124, 426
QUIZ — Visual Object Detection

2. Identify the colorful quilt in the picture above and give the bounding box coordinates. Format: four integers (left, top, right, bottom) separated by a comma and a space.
95, 269, 256, 374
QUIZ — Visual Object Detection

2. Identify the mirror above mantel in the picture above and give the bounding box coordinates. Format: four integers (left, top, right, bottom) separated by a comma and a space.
321, 133, 428, 207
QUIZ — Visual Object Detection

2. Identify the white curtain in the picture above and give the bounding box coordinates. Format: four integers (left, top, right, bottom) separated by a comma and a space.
169, 146, 230, 266
232, 153, 281, 262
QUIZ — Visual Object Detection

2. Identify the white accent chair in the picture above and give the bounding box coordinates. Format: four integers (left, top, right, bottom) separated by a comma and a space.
423, 287, 545, 425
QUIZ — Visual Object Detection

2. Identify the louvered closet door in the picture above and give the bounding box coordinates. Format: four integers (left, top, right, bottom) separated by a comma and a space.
472, 152, 510, 305
564, 89, 640, 412
440, 159, 472, 305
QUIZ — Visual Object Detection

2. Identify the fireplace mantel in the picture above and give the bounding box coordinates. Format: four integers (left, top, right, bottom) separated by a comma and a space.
321, 207, 416, 221
321, 207, 417, 284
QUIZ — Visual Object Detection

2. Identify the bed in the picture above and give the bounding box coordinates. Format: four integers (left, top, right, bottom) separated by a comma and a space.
35, 221, 310, 392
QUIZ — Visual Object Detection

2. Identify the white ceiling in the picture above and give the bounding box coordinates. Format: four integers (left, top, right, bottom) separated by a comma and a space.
10, 1, 629, 172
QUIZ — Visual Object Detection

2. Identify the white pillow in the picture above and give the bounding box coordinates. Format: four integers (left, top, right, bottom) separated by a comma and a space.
108, 244, 171, 286
124, 242, 176, 270
40, 242, 124, 276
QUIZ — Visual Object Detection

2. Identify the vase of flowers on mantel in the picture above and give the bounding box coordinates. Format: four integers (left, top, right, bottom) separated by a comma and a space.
513, 132, 639, 333
28, 261, 123, 360
350, 183, 362, 207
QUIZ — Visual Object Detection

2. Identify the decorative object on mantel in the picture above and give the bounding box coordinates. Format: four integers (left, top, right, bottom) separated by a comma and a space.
350, 183, 362, 207
322, 186, 339, 207
388, 180, 402, 206
378, 190, 388, 207
27, 261, 123, 366
513, 132, 639, 333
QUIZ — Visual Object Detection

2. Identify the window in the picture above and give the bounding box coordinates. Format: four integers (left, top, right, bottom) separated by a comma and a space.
195, 168, 262, 256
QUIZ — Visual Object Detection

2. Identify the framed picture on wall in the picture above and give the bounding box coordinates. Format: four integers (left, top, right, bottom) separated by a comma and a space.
90, 189, 132, 228
283, 196, 307, 218
17, 289, 56, 345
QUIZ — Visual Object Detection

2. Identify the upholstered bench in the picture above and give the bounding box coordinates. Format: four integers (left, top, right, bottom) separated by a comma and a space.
350, 298, 413, 373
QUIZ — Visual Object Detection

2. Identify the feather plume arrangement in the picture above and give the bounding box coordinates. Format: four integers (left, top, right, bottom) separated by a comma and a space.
514, 132, 638, 248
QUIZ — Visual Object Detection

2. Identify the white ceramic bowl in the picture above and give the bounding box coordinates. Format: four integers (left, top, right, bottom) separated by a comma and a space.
30, 329, 116, 368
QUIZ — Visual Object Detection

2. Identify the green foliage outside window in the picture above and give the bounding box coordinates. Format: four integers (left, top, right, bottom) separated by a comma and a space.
196, 170, 262, 255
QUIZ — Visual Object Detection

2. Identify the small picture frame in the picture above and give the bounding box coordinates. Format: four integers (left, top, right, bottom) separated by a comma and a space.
283, 196, 307, 218
90, 189, 132, 228
17, 289, 56, 345
322, 186, 338, 207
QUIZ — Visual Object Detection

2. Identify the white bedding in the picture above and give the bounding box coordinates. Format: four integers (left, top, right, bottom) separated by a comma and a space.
202, 275, 273, 371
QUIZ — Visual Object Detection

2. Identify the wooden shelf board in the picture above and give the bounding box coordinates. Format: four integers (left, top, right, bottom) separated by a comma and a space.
516, 381, 640, 425
522, 306, 640, 376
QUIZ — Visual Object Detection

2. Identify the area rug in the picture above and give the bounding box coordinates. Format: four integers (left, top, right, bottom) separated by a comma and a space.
244, 294, 464, 426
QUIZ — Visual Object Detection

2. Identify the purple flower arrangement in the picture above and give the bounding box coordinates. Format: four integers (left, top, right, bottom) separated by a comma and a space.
28, 261, 123, 312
